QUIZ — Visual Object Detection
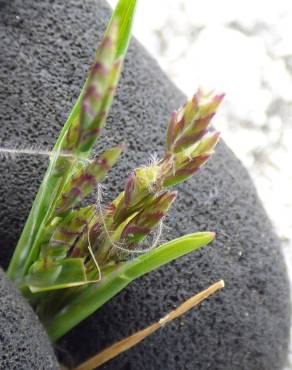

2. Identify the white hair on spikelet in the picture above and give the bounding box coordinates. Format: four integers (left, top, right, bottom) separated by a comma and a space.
0, 144, 53, 160
0, 144, 92, 166
95, 184, 164, 256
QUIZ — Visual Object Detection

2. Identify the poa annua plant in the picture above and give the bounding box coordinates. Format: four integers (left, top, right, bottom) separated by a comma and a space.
6, 0, 224, 345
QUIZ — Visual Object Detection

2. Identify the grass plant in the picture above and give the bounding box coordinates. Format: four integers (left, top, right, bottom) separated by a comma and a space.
6, 0, 224, 345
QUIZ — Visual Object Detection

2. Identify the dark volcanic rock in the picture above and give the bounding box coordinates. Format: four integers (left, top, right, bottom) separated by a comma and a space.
0, 269, 58, 369
0, 1, 290, 370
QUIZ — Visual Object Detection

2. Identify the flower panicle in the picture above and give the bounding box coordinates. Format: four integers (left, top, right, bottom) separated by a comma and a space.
52, 90, 223, 270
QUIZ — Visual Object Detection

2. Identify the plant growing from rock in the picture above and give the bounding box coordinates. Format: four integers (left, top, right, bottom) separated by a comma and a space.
6, 0, 224, 352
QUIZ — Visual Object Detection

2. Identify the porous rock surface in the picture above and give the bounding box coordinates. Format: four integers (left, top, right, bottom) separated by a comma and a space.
0, 1, 290, 370
0, 269, 58, 369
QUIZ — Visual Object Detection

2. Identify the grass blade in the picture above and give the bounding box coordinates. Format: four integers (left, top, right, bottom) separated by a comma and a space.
26, 258, 87, 293
107, 0, 137, 58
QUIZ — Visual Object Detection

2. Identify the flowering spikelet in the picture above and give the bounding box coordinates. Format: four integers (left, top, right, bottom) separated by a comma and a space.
113, 166, 160, 225
41, 206, 95, 261
166, 89, 224, 153
163, 131, 220, 187
162, 90, 223, 187
121, 191, 177, 245
55, 145, 123, 215
63, 22, 122, 154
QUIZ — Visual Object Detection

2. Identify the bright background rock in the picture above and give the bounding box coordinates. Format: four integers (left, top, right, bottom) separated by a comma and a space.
0, 0, 290, 369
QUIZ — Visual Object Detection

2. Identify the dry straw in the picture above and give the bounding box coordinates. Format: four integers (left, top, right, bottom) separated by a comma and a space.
74, 280, 225, 370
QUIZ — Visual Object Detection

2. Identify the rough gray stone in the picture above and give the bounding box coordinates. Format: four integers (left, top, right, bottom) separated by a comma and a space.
0, 1, 290, 370
0, 269, 58, 370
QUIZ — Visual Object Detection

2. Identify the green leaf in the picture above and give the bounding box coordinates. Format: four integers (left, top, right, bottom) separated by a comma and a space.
107, 0, 138, 58
26, 258, 87, 293
44, 232, 215, 340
